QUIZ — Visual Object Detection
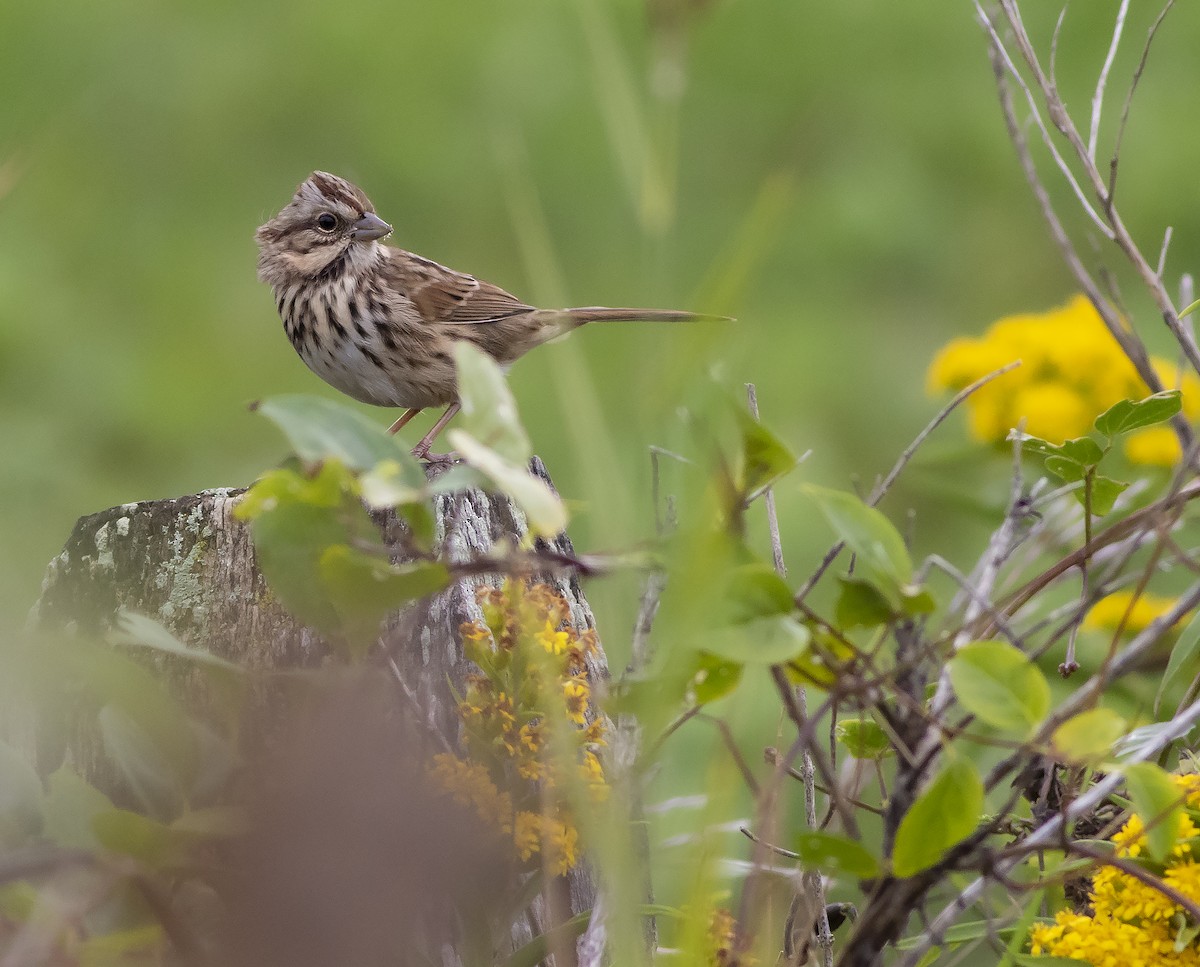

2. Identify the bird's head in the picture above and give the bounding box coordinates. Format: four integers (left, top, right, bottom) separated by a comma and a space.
255, 171, 393, 285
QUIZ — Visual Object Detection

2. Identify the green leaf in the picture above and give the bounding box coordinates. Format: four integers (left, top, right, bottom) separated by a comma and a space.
1175, 910, 1200, 953
703, 614, 810, 664
1051, 708, 1126, 764
735, 406, 798, 498
448, 429, 567, 536
36, 639, 198, 788
0, 740, 43, 842
171, 805, 248, 838
358, 458, 430, 509
1157, 608, 1200, 716
835, 718, 893, 760
1014, 433, 1102, 465
41, 768, 114, 849
1043, 455, 1086, 483
454, 341, 531, 463
1095, 390, 1183, 438
836, 578, 895, 628
792, 831, 879, 878
1010, 956, 1089, 967
91, 808, 189, 869
237, 461, 350, 520
318, 545, 449, 656
251, 502, 351, 634
892, 758, 983, 877
896, 919, 1019, 950
113, 612, 245, 674
1124, 762, 1184, 863
725, 563, 794, 623
98, 705, 186, 820
900, 587, 937, 617
254, 394, 417, 471
947, 640, 1049, 736
689, 651, 744, 705
245, 461, 383, 638
1078, 474, 1129, 516
1115, 720, 1195, 761
803, 485, 916, 609
77, 925, 166, 967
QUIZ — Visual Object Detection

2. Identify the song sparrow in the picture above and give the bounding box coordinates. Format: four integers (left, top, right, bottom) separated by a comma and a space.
256, 171, 722, 459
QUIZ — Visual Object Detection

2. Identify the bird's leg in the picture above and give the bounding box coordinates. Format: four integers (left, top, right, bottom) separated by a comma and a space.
411, 402, 462, 462
387, 407, 422, 435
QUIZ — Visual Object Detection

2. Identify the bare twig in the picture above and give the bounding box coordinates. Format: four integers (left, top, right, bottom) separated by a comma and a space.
1088, 0, 1130, 161
745, 383, 834, 966
796, 361, 1020, 605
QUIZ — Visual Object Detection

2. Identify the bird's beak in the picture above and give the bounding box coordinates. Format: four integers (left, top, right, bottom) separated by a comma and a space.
352, 213, 392, 241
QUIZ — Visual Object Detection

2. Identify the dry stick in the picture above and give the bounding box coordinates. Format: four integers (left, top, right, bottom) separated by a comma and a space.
973, 480, 1200, 640
981, 27, 1192, 454
978, 1, 1110, 235
585, 446, 678, 966
910, 427, 1028, 787
1109, 1, 1176, 203
1087, 0, 1130, 162
795, 361, 1020, 606
992, 0, 1200, 397
744, 383, 834, 967
977, 4, 1162, 380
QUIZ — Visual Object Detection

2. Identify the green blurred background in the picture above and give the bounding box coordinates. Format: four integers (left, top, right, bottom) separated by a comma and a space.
5, 0, 1200, 943
5, 0, 1200, 629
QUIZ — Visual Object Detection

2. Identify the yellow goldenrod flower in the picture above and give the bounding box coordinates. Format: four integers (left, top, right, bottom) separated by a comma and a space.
1083, 591, 1190, 636
563, 677, 590, 724
928, 295, 1198, 465
427, 754, 513, 833
513, 811, 541, 861
537, 619, 571, 655
544, 815, 579, 875
447, 580, 607, 875
1028, 773, 1200, 964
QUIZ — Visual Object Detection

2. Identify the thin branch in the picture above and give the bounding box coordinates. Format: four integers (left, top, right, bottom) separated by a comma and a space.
1110, 0, 1175, 196
976, 1, 1112, 236
796, 361, 1020, 605
746, 381, 833, 967
1088, 0, 1130, 161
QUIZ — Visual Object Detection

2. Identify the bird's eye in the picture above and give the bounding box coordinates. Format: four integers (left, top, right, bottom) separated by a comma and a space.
315, 213, 338, 232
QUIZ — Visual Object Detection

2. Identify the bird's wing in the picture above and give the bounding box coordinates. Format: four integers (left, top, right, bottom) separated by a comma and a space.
384, 250, 535, 324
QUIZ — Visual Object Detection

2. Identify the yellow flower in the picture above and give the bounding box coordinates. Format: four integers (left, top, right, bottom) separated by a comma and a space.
580, 749, 609, 802
1010, 382, 1092, 445
427, 754, 513, 833
537, 619, 570, 655
563, 677, 590, 724
1125, 426, 1180, 466
510, 810, 580, 874
928, 295, 1195, 463
513, 811, 540, 860
1028, 771, 1200, 964
543, 815, 579, 875
1083, 591, 1190, 636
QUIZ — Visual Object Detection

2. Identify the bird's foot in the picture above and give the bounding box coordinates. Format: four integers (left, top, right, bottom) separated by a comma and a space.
412, 448, 459, 466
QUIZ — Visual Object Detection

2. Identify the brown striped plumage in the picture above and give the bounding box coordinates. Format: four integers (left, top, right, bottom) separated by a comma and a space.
255, 171, 723, 457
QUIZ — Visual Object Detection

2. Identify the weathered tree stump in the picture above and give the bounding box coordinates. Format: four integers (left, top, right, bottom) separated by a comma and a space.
30, 459, 608, 966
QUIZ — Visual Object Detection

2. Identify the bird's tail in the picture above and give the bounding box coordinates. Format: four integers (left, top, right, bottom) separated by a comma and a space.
561, 306, 731, 325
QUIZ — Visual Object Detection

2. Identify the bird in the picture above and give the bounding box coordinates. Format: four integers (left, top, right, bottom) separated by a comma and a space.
255, 171, 725, 459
